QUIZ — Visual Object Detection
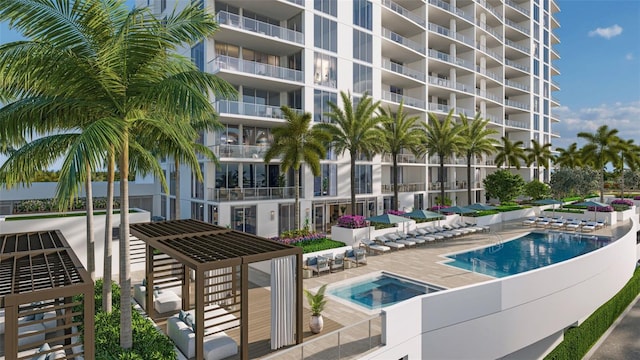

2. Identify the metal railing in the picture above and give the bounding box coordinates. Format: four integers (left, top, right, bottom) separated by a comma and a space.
381, 153, 424, 164
262, 315, 384, 360
428, 49, 472, 70
485, 114, 503, 125
428, 102, 451, 113
428, 0, 474, 22
505, 18, 530, 35
477, 0, 503, 19
477, 21, 503, 41
504, 79, 529, 91
381, 0, 426, 26
475, 89, 502, 103
216, 11, 304, 44
505, 119, 529, 129
214, 100, 302, 119
505, 99, 529, 110
428, 23, 473, 46
382, 183, 426, 193
381, 91, 425, 109
207, 186, 299, 202
505, 0, 530, 16
381, 59, 426, 82
475, 66, 503, 82
209, 144, 273, 159
428, 181, 469, 190
209, 55, 304, 83
429, 76, 472, 94
382, 28, 425, 54
505, 58, 529, 72
476, 43, 503, 62
505, 39, 530, 54
286, 0, 304, 5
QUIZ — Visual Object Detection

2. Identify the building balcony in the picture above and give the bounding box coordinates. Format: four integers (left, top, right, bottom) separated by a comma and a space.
209, 55, 303, 84
504, 79, 529, 92
477, 0, 503, 20
505, 58, 530, 72
430, 76, 473, 94
476, 21, 503, 41
428, 181, 469, 190
505, 119, 529, 129
214, 100, 302, 120
382, 28, 425, 55
505, 19, 530, 36
382, 91, 425, 109
505, 0, 530, 16
485, 114, 503, 125
215, 11, 304, 45
427, 0, 474, 23
476, 66, 503, 82
428, 49, 473, 70
210, 144, 275, 159
381, 153, 425, 164
505, 99, 529, 110
475, 89, 502, 104
381, 58, 426, 82
505, 39, 530, 54
207, 186, 298, 202
428, 23, 473, 46
381, 0, 426, 27
382, 182, 426, 193
428, 102, 451, 113
476, 43, 503, 62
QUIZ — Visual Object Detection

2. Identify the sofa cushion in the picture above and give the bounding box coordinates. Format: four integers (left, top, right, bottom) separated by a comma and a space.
307, 257, 317, 266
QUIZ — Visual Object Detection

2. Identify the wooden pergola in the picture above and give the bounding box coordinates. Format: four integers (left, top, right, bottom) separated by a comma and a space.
0, 230, 95, 360
130, 219, 303, 360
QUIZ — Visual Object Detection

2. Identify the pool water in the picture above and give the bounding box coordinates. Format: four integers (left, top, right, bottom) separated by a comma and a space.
445, 231, 612, 278
329, 273, 444, 310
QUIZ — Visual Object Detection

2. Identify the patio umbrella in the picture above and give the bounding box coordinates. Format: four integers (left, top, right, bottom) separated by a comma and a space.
574, 200, 609, 221
365, 213, 412, 238
438, 206, 477, 215
403, 209, 445, 220
467, 203, 497, 211
533, 198, 563, 217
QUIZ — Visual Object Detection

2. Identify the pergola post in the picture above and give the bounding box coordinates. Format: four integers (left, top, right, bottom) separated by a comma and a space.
5, 305, 17, 360
84, 284, 96, 359
241, 262, 249, 360
146, 244, 155, 319
182, 264, 190, 310
296, 252, 303, 344
195, 267, 205, 360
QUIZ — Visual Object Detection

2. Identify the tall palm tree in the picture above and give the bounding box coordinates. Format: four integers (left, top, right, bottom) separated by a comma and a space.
264, 107, 330, 230
554, 143, 582, 169
0, 0, 235, 348
378, 102, 425, 210
578, 125, 621, 202
315, 91, 381, 215
458, 113, 498, 205
422, 110, 464, 207
615, 138, 640, 199
526, 139, 553, 181
495, 137, 527, 169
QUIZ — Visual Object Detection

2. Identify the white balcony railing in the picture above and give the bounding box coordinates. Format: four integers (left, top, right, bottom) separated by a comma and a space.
428, 0, 474, 22
214, 100, 303, 119
428, 23, 473, 46
381, 59, 426, 82
216, 11, 304, 44
505, 119, 529, 129
505, 0, 530, 16
382, 28, 425, 54
475, 89, 502, 103
504, 79, 529, 91
381, 0, 426, 26
505, 39, 530, 54
475, 66, 503, 82
476, 43, 503, 61
208, 186, 299, 202
477, 21, 503, 41
381, 91, 426, 109
505, 58, 530, 72
209, 55, 303, 83
505, 18, 530, 35
428, 49, 473, 70
505, 99, 530, 110
428, 103, 451, 113
477, 0, 503, 19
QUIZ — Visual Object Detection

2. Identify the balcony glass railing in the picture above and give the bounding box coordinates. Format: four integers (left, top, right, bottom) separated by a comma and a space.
428, 49, 472, 70
505, 58, 529, 72
505, 39, 530, 53
382, 182, 426, 193
505, 119, 528, 129
475, 89, 502, 103
477, 21, 503, 41
428, 103, 451, 113
381, 59, 426, 82
505, 18, 530, 35
505, 99, 529, 110
216, 11, 304, 44
428, 23, 473, 46
428, 0, 474, 22
210, 144, 272, 159
476, 43, 503, 61
208, 186, 299, 202
429, 76, 473, 93
209, 55, 304, 83
381, 0, 426, 26
477, 0, 502, 19
504, 79, 529, 91
485, 114, 503, 125
505, 0, 530, 16
382, 28, 425, 54
214, 100, 302, 119
381, 153, 424, 163
382, 91, 426, 109
475, 66, 503, 82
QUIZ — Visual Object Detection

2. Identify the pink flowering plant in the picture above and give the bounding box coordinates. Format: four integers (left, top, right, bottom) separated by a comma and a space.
611, 199, 634, 206
385, 210, 406, 216
586, 205, 614, 212
337, 215, 368, 229
634, 195, 640, 200
272, 231, 327, 245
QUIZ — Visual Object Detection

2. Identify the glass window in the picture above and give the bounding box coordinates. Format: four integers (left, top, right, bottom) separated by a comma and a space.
544, 47, 549, 62
544, 116, 550, 132
354, 165, 372, 194
232, 206, 256, 234
533, 60, 540, 76
353, 63, 372, 94
353, 30, 372, 63
215, 42, 239, 58
544, 30, 549, 46
190, 202, 204, 221
533, 114, 540, 130
191, 42, 204, 71
314, 164, 337, 197
279, 204, 295, 234
314, 0, 337, 17
314, 52, 337, 87
191, 163, 204, 199
314, 15, 337, 52
544, 100, 549, 115
533, 5, 539, 21
534, 23, 540, 40
353, 0, 372, 30
314, 89, 337, 123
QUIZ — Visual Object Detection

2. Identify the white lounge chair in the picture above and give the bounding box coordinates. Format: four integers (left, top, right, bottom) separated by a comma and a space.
386, 233, 417, 247
416, 228, 445, 240
522, 217, 537, 226
581, 222, 597, 232
375, 236, 405, 250
361, 239, 391, 255
565, 221, 581, 231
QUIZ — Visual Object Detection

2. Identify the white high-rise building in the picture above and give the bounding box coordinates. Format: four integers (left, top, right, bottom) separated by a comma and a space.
148, 0, 560, 238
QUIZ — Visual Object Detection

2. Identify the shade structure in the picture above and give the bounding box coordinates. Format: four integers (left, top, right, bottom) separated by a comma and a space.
533, 198, 564, 217
438, 206, 477, 215
365, 213, 413, 224
467, 203, 497, 211
403, 209, 445, 220
574, 200, 609, 221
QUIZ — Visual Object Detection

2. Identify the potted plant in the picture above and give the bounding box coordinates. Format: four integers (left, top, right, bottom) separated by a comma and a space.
304, 284, 327, 334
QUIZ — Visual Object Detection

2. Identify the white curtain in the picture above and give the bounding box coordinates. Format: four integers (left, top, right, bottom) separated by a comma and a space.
270, 255, 296, 349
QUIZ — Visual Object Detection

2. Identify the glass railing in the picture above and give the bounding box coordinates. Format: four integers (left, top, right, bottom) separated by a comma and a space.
477, 0, 503, 19
216, 11, 304, 44
505, 39, 530, 53
428, 49, 472, 70
381, 0, 426, 26
381, 59, 426, 82
476, 43, 503, 61
505, 0, 530, 16
209, 55, 304, 83
286, 0, 304, 5
207, 186, 299, 202
475, 66, 503, 82
428, 0, 474, 22
475, 89, 502, 103
504, 79, 529, 91
381, 153, 424, 163
485, 114, 503, 125
505, 119, 529, 128
382, 28, 425, 54
381, 90, 425, 109
382, 182, 426, 193
477, 21, 503, 41
428, 23, 473, 46
214, 100, 302, 119
505, 58, 529, 72
429, 76, 472, 93
210, 144, 271, 159
505, 18, 530, 35
428, 102, 451, 113
505, 99, 529, 110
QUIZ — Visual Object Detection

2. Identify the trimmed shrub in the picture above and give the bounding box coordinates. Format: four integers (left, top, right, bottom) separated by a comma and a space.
294, 238, 346, 253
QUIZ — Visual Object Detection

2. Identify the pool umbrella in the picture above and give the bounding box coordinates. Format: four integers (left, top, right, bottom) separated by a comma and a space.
574, 200, 609, 221
438, 206, 477, 215
467, 203, 497, 211
365, 213, 412, 238
403, 209, 445, 220
533, 198, 563, 217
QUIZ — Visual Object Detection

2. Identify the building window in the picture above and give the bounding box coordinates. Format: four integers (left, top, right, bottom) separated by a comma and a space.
353, 0, 372, 30
544, 100, 549, 115
314, 0, 337, 17
232, 206, 257, 234
533, 114, 540, 130
314, 164, 337, 196
314, 52, 337, 88
191, 163, 204, 199
355, 165, 373, 194
314, 15, 337, 52
191, 42, 204, 71
533, 5, 540, 21
353, 63, 372, 94
314, 89, 337, 122
353, 30, 372, 63
544, 64, 549, 81
161, 0, 166, 12
191, 202, 204, 221
544, 116, 550, 132
279, 204, 295, 234
533, 60, 540, 76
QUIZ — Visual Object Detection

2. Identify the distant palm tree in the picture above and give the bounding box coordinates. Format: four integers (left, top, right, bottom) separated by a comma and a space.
554, 143, 582, 169
615, 138, 640, 199
458, 113, 498, 205
495, 137, 527, 169
316, 91, 381, 215
378, 102, 425, 210
578, 125, 621, 202
526, 139, 553, 181
264, 107, 330, 230
422, 110, 464, 206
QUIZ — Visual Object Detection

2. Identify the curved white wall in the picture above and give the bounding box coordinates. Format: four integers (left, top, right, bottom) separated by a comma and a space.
366, 219, 638, 360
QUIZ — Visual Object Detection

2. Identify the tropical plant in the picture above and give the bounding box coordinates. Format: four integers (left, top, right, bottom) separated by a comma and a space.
264, 107, 329, 230
304, 284, 328, 316
378, 101, 425, 210
549, 168, 599, 199
578, 125, 622, 202
315, 91, 382, 215
0, 0, 235, 348
554, 143, 582, 169
526, 139, 553, 181
524, 180, 551, 201
422, 110, 464, 206
483, 170, 525, 204
458, 113, 499, 205
614, 139, 640, 199
495, 137, 527, 169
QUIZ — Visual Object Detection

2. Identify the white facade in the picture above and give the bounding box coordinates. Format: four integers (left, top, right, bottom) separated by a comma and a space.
150, 0, 561, 239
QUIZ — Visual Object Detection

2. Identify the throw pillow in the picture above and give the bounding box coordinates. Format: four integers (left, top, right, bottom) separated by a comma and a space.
34, 311, 45, 321
178, 310, 187, 322
307, 257, 317, 266
34, 343, 50, 360
184, 313, 194, 328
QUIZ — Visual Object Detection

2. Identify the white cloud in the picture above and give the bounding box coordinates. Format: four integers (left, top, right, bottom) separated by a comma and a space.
588, 24, 623, 39
625, 53, 634, 60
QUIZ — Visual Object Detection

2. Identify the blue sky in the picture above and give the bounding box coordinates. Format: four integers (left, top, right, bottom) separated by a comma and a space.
1, 0, 639, 154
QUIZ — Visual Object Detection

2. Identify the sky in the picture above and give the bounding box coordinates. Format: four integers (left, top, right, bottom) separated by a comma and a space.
1, 0, 639, 157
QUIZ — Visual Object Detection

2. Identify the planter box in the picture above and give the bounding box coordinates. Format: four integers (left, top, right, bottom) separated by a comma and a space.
331, 226, 372, 246
616, 206, 636, 222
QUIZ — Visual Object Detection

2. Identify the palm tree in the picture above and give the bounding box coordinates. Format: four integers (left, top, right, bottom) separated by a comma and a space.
458, 113, 498, 205
0, 1, 235, 348
554, 143, 582, 169
315, 91, 381, 215
264, 107, 330, 230
378, 102, 425, 210
578, 125, 621, 202
615, 138, 640, 199
422, 110, 464, 207
495, 137, 527, 169
526, 139, 553, 181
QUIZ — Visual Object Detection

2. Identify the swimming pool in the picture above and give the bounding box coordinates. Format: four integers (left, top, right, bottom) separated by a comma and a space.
445, 231, 613, 278
328, 272, 444, 311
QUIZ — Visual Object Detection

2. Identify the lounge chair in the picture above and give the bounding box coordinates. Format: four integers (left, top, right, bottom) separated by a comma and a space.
535, 218, 551, 228
422, 227, 452, 239
435, 226, 463, 237
448, 223, 475, 233
407, 230, 434, 244
465, 221, 490, 232
360, 239, 391, 255
522, 217, 537, 226
549, 219, 566, 229
416, 228, 444, 241
375, 235, 405, 250
596, 219, 607, 229
565, 221, 581, 231
306, 256, 330, 276
386, 233, 417, 247
330, 254, 345, 272
581, 222, 597, 232
345, 248, 367, 267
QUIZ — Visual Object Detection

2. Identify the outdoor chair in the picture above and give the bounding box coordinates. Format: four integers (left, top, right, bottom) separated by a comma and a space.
306, 256, 330, 276
360, 239, 391, 255
581, 222, 597, 233
375, 235, 405, 250
536, 218, 550, 228
448, 223, 475, 234
386, 233, 417, 247
330, 254, 345, 272
406, 231, 430, 245
436, 226, 463, 237
565, 221, 581, 231
420, 227, 449, 239
464, 221, 490, 232
345, 248, 367, 267
596, 219, 607, 229
522, 217, 537, 226
549, 219, 566, 230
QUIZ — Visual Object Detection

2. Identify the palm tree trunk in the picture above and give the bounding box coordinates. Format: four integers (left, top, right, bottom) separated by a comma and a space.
294, 168, 300, 230
600, 169, 605, 202
350, 151, 357, 215
174, 158, 180, 220
103, 149, 115, 313
85, 162, 95, 281
119, 132, 132, 349
392, 154, 399, 211
467, 153, 472, 205
439, 156, 445, 206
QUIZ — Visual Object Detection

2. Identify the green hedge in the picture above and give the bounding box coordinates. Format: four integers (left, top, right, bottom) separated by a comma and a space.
545, 268, 640, 359
295, 238, 346, 253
